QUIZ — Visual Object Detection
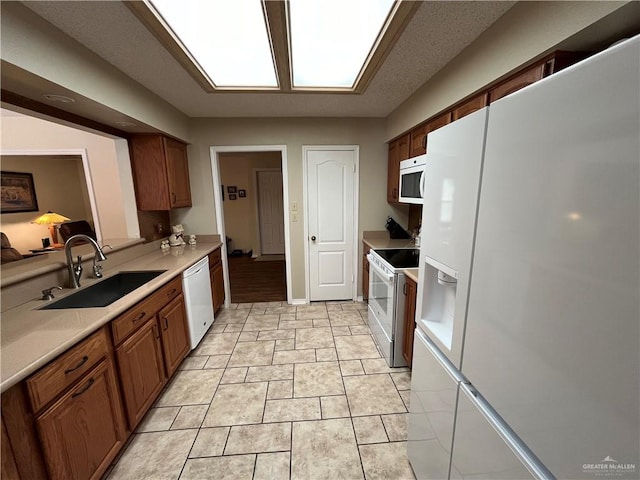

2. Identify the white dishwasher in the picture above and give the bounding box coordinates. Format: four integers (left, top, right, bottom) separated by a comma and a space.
182, 256, 215, 349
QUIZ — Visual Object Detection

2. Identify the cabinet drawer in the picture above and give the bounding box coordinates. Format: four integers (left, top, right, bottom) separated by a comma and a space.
26, 328, 109, 412
208, 248, 222, 266
112, 276, 182, 345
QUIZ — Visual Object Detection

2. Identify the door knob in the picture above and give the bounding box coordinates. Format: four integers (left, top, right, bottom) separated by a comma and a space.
311, 236, 316, 241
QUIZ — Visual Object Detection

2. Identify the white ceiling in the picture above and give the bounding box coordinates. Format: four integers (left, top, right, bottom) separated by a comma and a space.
20, 1, 515, 118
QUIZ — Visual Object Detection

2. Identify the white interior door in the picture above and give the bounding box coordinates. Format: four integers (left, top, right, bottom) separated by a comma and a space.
305, 147, 357, 301
257, 170, 285, 255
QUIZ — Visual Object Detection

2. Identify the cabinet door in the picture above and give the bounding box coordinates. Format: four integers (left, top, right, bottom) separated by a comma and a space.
36, 359, 126, 480
362, 254, 369, 301
387, 140, 400, 203
212, 262, 225, 312
116, 319, 166, 430
387, 134, 410, 204
409, 123, 428, 158
397, 133, 410, 160
159, 294, 190, 378
452, 93, 488, 121
488, 63, 545, 103
163, 137, 192, 208
362, 243, 370, 301
402, 277, 417, 367
1, 420, 19, 480
130, 135, 171, 210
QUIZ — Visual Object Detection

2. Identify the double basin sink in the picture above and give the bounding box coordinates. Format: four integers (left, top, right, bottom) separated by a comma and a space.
40, 271, 167, 310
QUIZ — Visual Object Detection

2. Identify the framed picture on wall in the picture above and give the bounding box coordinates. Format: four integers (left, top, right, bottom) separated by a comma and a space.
227, 186, 237, 194
1, 171, 39, 213
229, 194, 237, 200
238, 190, 246, 198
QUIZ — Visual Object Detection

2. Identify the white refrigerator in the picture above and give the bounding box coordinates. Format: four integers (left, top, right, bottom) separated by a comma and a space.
409, 35, 639, 479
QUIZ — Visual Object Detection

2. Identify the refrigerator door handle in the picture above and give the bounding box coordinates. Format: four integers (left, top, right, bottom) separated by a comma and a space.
458, 383, 555, 480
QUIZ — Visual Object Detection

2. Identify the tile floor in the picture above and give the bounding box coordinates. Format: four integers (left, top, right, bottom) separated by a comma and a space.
106, 301, 415, 480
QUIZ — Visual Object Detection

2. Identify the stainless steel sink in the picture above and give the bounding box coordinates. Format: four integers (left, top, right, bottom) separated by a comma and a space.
40, 271, 167, 309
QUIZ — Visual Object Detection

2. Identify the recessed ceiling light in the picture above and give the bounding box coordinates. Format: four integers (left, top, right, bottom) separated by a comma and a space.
43, 94, 75, 103
115, 121, 137, 128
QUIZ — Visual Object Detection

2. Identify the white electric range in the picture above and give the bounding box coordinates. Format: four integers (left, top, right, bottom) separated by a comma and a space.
366, 248, 419, 367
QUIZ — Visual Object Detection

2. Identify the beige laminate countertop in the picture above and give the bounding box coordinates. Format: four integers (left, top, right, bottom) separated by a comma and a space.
362, 231, 417, 250
0, 241, 222, 393
404, 268, 419, 283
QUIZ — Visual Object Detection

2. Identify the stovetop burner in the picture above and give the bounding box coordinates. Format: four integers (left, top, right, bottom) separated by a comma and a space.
374, 248, 420, 269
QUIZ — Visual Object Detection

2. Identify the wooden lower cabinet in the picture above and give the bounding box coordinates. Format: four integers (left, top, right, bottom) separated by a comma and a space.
116, 318, 166, 430
363, 244, 370, 301
402, 276, 418, 368
36, 358, 126, 480
209, 247, 224, 312
1, 269, 202, 479
159, 294, 190, 378
1, 420, 20, 479
211, 262, 224, 312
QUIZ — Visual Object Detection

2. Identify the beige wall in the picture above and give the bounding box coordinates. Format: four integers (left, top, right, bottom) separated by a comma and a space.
386, 1, 630, 139
173, 117, 408, 300
219, 152, 282, 255
0, 2, 190, 141
1, 114, 135, 242
1, 155, 93, 252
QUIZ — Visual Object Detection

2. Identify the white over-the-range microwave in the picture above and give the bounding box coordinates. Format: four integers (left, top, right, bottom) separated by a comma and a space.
398, 154, 426, 204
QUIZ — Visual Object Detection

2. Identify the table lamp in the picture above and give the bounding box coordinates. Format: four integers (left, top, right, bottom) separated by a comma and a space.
32, 211, 70, 248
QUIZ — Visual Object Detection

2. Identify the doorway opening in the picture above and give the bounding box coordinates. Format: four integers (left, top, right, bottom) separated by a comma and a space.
211, 146, 291, 305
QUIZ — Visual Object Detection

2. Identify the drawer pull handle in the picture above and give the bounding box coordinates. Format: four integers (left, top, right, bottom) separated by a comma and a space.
71, 378, 95, 398
153, 323, 161, 339
64, 355, 89, 374
163, 317, 169, 330
168, 288, 177, 297
133, 312, 146, 323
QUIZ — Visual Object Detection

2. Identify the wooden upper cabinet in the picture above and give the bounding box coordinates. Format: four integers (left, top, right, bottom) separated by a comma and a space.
452, 92, 488, 121
410, 112, 452, 157
489, 63, 546, 103
409, 123, 428, 158
130, 135, 192, 211
387, 138, 399, 204
397, 133, 410, 161
164, 137, 192, 208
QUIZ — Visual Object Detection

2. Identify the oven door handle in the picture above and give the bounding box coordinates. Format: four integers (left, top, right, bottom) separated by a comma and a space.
367, 255, 395, 283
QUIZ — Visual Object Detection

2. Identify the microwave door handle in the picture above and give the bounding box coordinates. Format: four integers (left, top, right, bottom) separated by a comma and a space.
419, 171, 426, 198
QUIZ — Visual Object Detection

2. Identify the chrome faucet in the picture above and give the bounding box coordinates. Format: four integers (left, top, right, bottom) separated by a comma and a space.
65, 234, 107, 288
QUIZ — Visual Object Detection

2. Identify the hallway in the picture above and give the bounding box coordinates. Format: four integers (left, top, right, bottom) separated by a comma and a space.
228, 255, 286, 303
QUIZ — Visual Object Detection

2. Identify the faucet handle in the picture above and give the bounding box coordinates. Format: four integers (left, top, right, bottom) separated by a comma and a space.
41, 286, 63, 301
93, 263, 104, 278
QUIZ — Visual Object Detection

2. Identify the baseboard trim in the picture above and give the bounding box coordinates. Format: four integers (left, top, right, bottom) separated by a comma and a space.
289, 298, 309, 305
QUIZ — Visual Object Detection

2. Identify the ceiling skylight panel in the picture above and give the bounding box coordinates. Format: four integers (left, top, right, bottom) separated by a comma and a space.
150, 0, 277, 88
289, 0, 394, 88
